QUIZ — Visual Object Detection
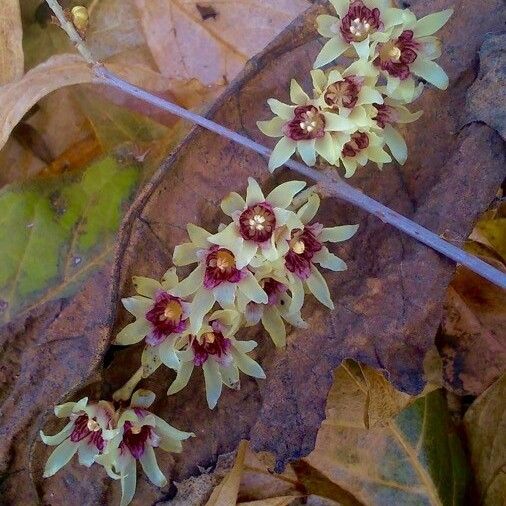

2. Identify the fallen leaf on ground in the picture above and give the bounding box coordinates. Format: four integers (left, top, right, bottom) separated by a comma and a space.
206, 440, 248, 505
134, 0, 310, 85
1, 1, 505, 504
439, 204, 506, 395
0, 156, 139, 323
0, 0, 24, 85
304, 387, 470, 505
464, 374, 506, 506
0, 54, 94, 152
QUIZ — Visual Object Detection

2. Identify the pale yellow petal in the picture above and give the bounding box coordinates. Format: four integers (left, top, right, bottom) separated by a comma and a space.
257, 117, 285, 138
384, 124, 408, 164
266, 180, 306, 209
410, 59, 449, 90
139, 446, 167, 487
161, 267, 178, 290
315, 132, 336, 164
290, 79, 309, 105
297, 139, 317, 166
173, 242, 198, 266
115, 319, 150, 346
320, 224, 359, 242
246, 177, 265, 205
414, 9, 453, 37
132, 276, 161, 298
203, 359, 222, 409
268, 137, 297, 171
297, 193, 320, 224
267, 98, 294, 120
261, 306, 286, 347
306, 266, 334, 309
314, 37, 348, 69
221, 192, 246, 216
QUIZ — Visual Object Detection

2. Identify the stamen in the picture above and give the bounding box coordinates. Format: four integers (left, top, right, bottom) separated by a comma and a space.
86, 419, 100, 432
293, 240, 306, 254
130, 424, 142, 435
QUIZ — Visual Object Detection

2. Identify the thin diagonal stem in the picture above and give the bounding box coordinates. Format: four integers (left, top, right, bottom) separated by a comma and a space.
46, 0, 506, 290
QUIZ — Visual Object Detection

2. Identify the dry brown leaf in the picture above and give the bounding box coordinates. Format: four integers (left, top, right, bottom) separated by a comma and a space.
206, 440, 248, 506
464, 374, 506, 506
439, 206, 506, 396
0, 54, 94, 151
133, 0, 310, 85
0, 0, 24, 85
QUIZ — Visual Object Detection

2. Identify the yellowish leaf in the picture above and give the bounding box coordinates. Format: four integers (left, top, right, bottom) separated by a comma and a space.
464, 374, 506, 506
0, 0, 23, 84
133, 0, 310, 85
206, 440, 248, 506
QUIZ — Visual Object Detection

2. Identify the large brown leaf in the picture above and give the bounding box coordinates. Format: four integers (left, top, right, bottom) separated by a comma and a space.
1, 1, 505, 504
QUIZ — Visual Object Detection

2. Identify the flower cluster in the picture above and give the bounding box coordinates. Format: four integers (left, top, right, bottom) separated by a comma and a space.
113, 178, 357, 410
258, 0, 452, 176
40, 390, 193, 506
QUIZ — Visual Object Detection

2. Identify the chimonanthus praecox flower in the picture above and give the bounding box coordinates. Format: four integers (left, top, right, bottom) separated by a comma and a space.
209, 177, 305, 268
172, 224, 267, 333
257, 78, 354, 170
374, 8, 453, 99
167, 309, 265, 409
237, 262, 307, 348
97, 390, 193, 506
333, 129, 391, 178
369, 96, 422, 164
114, 268, 190, 373
284, 192, 359, 309
41, 397, 117, 477
314, 0, 405, 67
311, 59, 383, 129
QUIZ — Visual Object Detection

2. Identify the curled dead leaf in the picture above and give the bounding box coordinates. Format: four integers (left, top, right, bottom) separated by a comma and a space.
0, 0, 24, 85
0, 54, 95, 152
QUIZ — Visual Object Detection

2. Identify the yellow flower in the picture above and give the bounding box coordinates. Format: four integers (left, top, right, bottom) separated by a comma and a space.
166, 309, 265, 409
373, 8, 453, 100
369, 96, 422, 164
333, 129, 391, 178
311, 59, 383, 130
40, 397, 117, 478
209, 177, 305, 270
172, 224, 267, 334
314, 0, 405, 67
257, 79, 355, 171
237, 261, 307, 348
96, 390, 193, 506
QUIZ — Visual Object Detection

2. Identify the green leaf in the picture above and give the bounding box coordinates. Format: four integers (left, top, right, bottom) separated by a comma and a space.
464, 374, 506, 506
0, 156, 139, 323
303, 365, 470, 506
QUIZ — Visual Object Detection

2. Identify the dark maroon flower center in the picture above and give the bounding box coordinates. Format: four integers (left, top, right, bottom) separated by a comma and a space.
340, 0, 382, 43
145, 291, 187, 345
239, 202, 276, 243
342, 132, 370, 157
204, 247, 243, 289
70, 414, 105, 452
324, 76, 363, 110
192, 330, 232, 366
372, 103, 397, 128
285, 225, 323, 280
374, 30, 418, 79
121, 421, 153, 459
261, 278, 287, 305
282, 105, 326, 141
